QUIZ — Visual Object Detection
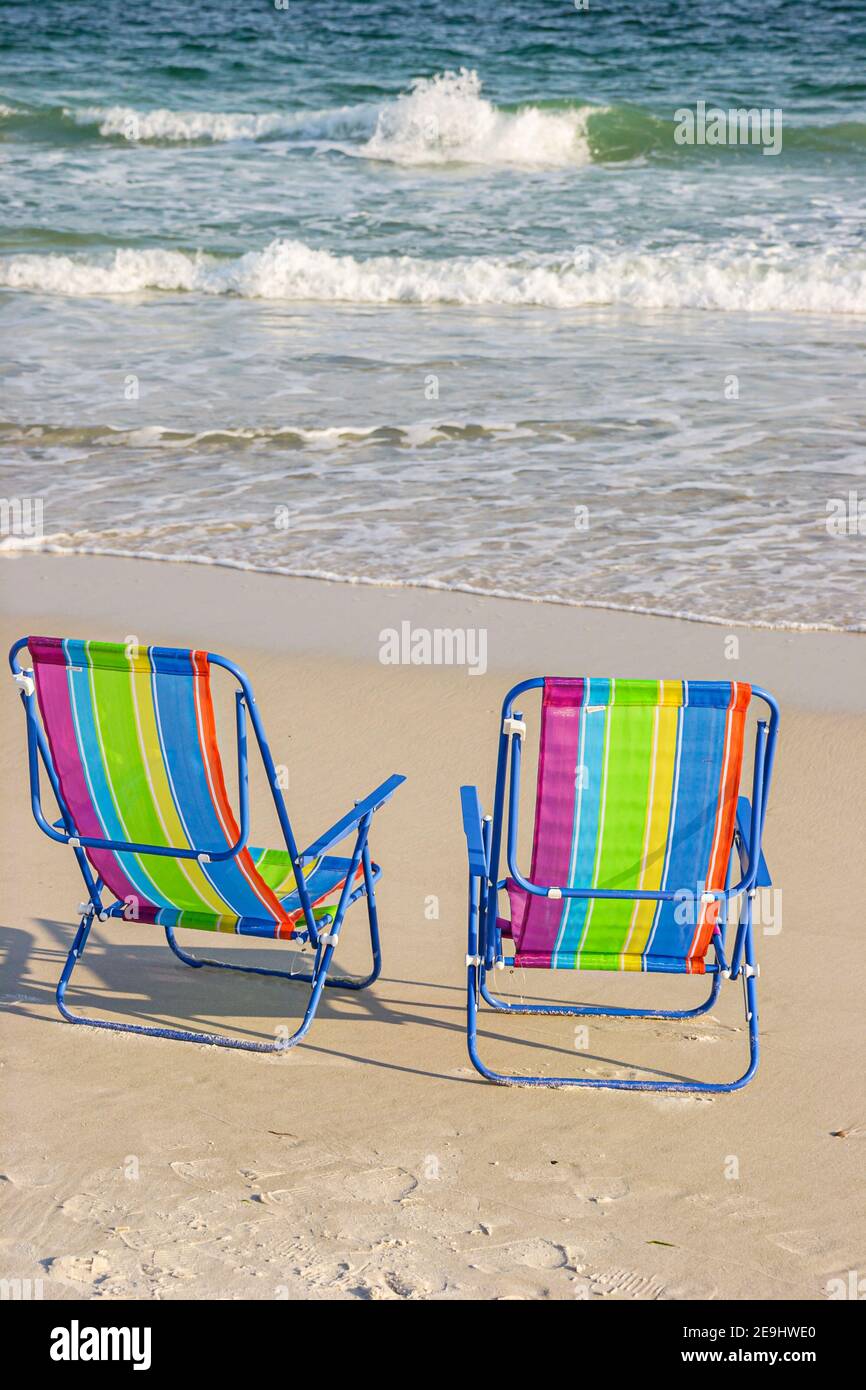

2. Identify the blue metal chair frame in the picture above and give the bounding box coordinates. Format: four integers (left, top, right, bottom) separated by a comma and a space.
460, 677, 779, 1091
10, 638, 405, 1052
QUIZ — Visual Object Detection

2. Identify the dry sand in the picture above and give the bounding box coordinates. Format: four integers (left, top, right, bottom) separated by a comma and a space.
1, 554, 864, 1301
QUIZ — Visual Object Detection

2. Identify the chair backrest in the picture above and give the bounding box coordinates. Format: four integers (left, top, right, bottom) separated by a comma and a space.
511, 677, 751, 973
28, 637, 295, 934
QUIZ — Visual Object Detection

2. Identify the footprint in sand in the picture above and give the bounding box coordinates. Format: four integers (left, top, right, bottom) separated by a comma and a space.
238, 1165, 294, 1183
470, 1237, 570, 1273
60, 1192, 101, 1221
343, 1168, 418, 1203
589, 1266, 666, 1299
141, 1253, 197, 1286
508, 1162, 575, 1184
48, 1252, 113, 1284
350, 1269, 434, 1300
250, 1188, 295, 1206
770, 1229, 837, 1258
577, 1176, 630, 1204
170, 1158, 226, 1184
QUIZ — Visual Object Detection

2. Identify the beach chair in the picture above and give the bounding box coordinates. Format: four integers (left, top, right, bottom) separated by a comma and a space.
10, 636, 404, 1052
460, 678, 778, 1090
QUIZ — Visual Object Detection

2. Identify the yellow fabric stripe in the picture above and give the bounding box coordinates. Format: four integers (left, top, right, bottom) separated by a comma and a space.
622, 680, 681, 968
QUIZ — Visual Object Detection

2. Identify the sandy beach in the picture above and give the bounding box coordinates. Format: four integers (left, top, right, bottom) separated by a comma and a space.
1, 553, 864, 1301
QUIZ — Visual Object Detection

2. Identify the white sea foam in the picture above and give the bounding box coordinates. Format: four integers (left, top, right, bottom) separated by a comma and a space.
0, 419, 527, 450
0, 247, 206, 295
67, 102, 375, 143
356, 69, 595, 166
2, 238, 865, 314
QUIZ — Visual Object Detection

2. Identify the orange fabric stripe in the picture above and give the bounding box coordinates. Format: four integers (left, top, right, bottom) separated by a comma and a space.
687, 681, 751, 968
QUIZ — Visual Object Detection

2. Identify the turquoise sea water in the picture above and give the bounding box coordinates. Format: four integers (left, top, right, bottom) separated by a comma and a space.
1, 0, 864, 628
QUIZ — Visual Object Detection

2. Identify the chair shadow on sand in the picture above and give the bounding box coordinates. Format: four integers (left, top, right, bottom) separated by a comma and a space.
0, 920, 719, 1087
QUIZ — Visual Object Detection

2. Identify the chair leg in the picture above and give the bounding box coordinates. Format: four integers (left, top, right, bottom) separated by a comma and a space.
55, 912, 338, 1053
467, 956, 759, 1092
339, 843, 382, 990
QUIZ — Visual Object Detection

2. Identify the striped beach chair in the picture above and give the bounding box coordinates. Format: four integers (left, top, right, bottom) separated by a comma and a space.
460, 677, 778, 1090
10, 636, 404, 1052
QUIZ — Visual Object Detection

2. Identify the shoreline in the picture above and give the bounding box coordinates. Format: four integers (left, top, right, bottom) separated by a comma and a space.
2, 545, 863, 636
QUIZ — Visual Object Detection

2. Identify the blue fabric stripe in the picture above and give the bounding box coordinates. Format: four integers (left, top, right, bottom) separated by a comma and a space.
642, 703, 684, 968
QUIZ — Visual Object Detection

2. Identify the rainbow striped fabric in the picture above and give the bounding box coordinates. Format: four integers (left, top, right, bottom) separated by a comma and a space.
505, 678, 751, 974
29, 637, 355, 939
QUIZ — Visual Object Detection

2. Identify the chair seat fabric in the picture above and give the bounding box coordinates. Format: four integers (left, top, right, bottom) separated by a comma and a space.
506, 678, 751, 975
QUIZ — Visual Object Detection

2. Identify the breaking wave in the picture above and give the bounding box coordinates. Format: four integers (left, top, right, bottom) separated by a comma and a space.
2, 238, 864, 315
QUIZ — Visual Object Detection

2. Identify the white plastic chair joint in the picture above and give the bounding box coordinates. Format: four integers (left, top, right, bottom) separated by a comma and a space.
547, 887, 562, 900
465, 953, 481, 967
197, 852, 211, 864
13, 670, 35, 697
700, 891, 716, 904
502, 717, 526, 739
743, 963, 759, 978
68, 836, 81, 849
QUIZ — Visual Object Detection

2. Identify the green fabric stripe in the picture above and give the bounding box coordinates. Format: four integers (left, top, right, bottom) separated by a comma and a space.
609, 678, 661, 706
253, 846, 325, 897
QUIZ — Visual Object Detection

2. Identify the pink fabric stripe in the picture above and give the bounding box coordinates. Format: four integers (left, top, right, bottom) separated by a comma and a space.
509, 677, 584, 956
30, 638, 155, 908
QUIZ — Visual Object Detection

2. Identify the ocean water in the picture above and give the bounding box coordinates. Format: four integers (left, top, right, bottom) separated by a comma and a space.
1, 0, 864, 629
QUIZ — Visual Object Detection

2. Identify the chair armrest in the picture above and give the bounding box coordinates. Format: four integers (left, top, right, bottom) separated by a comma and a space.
736, 796, 772, 887
299, 773, 406, 864
460, 785, 488, 878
